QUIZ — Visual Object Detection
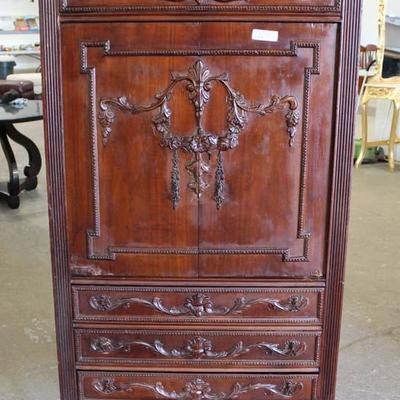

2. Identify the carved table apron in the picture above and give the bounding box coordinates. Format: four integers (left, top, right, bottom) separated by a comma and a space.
0, 100, 43, 209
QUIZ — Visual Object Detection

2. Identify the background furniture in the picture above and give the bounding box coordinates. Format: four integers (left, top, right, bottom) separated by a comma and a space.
0, 3, 40, 73
7, 72, 42, 97
0, 99, 42, 208
358, 45, 378, 98
356, 0, 400, 171
0, 79, 34, 99
385, 14, 400, 76
40, 1, 361, 400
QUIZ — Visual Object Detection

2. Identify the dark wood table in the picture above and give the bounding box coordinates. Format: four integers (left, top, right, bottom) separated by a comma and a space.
0, 100, 43, 209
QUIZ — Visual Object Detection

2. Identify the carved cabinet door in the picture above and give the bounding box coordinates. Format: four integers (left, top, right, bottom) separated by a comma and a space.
63, 22, 338, 279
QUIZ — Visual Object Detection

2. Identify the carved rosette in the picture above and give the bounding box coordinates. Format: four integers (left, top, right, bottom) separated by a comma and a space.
88, 293, 309, 315
90, 335, 307, 359
98, 60, 300, 209
93, 378, 304, 399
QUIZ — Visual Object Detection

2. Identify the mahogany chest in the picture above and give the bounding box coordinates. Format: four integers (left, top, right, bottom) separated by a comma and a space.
40, 1, 361, 399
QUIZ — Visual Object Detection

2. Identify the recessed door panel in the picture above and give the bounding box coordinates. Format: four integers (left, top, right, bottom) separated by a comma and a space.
62, 22, 337, 278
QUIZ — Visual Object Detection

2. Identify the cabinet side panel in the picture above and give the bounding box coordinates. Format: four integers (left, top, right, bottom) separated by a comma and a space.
39, 1, 78, 399
319, 0, 362, 399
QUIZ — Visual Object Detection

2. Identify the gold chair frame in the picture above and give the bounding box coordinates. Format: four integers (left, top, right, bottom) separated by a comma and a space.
356, 0, 400, 171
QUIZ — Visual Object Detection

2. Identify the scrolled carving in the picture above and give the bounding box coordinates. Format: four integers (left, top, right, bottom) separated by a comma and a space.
364, 86, 400, 105
90, 335, 306, 359
98, 60, 299, 209
270, 340, 306, 357
271, 295, 309, 312
93, 378, 303, 399
88, 293, 309, 315
91, 337, 130, 353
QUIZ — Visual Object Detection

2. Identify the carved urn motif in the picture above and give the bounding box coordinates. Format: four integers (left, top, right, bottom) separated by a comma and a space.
184, 293, 214, 316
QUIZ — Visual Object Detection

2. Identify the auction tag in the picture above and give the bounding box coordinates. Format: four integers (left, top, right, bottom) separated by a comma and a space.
251, 29, 279, 42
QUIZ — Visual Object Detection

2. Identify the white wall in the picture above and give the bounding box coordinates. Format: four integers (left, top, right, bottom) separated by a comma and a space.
0, 0, 40, 73
361, 0, 400, 45
361, 1, 380, 45
387, 0, 400, 15
0, 0, 38, 16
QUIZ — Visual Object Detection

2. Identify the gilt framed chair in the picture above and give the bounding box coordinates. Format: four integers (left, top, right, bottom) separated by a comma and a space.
355, 0, 400, 171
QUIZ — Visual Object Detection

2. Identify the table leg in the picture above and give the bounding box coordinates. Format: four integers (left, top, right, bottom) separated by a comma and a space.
0, 122, 42, 209
0, 127, 20, 209
355, 97, 369, 168
388, 101, 400, 172
5, 123, 42, 191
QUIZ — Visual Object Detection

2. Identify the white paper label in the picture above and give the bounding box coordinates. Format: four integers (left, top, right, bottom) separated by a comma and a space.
251, 29, 279, 42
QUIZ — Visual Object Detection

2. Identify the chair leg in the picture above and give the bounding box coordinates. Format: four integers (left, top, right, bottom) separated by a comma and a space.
388, 101, 400, 172
356, 99, 369, 168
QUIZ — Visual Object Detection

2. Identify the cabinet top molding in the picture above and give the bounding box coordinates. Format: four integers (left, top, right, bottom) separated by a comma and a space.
60, 0, 341, 15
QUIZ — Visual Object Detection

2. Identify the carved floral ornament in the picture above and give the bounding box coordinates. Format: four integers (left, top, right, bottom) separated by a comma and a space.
88, 292, 309, 316
98, 60, 300, 209
90, 335, 306, 359
93, 377, 303, 399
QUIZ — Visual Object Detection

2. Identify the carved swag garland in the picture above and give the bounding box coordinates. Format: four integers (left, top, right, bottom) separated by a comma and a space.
98, 60, 300, 209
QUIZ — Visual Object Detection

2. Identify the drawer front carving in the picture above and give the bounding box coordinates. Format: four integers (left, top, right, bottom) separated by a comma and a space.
79, 372, 318, 400
61, 0, 340, 15
73, 286, 324, 324
76, 329, 320, 369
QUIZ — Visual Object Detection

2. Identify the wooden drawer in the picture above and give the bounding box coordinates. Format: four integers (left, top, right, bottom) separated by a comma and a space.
75, 328, 321, 370
78, 372, 318, 400
73, 286, 324, 324
61, 0, 340, 14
